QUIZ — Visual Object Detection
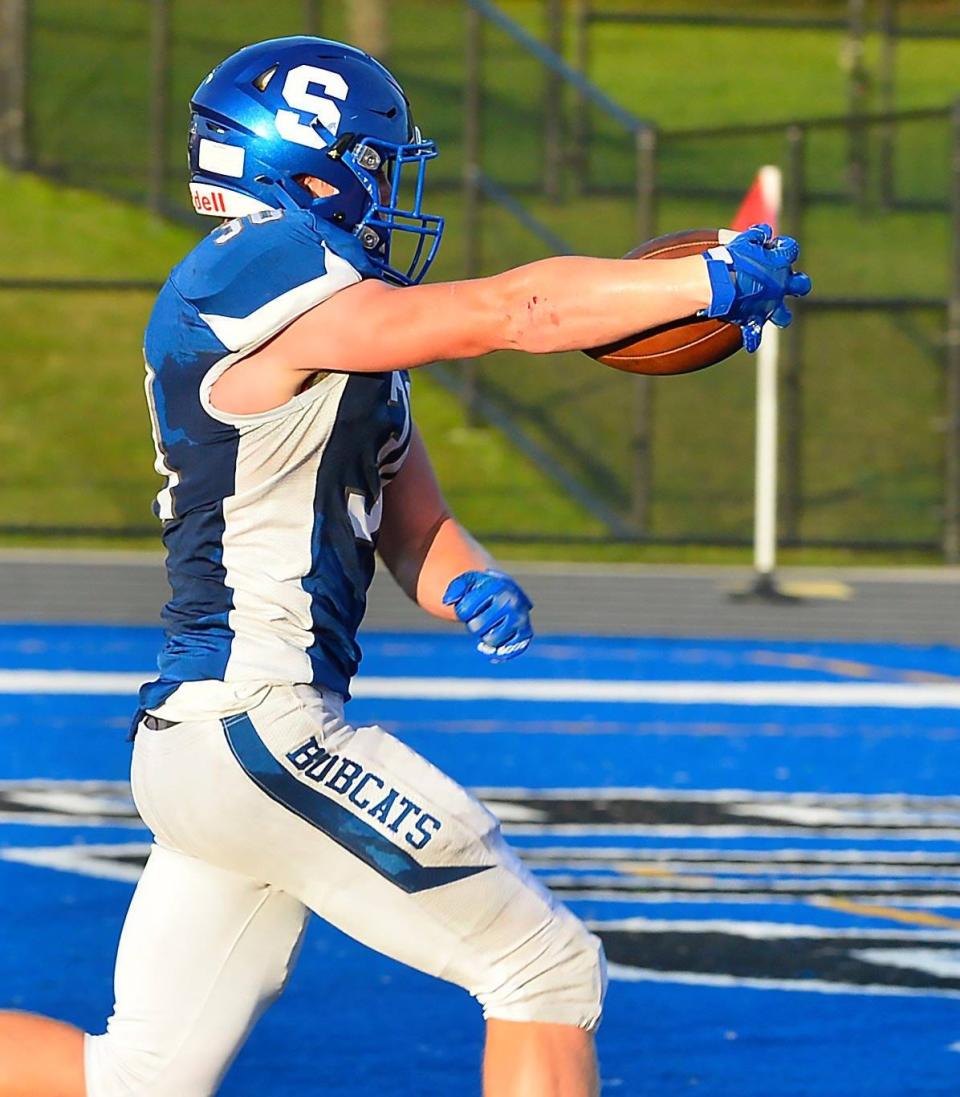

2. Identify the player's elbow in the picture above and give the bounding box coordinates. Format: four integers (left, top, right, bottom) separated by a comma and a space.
397, 273, 569, 363
486, 264, 569, 356
384, 270, 573, 365
503, 296, 565, 354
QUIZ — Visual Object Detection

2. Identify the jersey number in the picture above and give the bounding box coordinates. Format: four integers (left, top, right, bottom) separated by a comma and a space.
144, 362, 180, 521
347, 490, 383, 544
276, 65, 349, 148
213, 207, 283, 245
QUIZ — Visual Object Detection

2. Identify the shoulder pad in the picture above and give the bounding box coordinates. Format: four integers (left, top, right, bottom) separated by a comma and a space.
171, 208, 377, 354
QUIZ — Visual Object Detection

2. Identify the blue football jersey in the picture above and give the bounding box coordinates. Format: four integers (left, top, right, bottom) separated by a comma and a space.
139, 208, 412, 710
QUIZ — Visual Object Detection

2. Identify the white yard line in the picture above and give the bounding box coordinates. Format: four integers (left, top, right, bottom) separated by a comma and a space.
1, 669, 960, 707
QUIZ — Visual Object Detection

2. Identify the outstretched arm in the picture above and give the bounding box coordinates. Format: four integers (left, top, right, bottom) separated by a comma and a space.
216, 226, 809, 415
243, 252, 715, 379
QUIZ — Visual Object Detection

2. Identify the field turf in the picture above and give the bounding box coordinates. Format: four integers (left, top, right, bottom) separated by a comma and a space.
3, 620, 960, 1094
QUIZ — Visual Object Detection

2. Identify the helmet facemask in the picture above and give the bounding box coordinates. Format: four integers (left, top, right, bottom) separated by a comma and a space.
332, 130, 443, 286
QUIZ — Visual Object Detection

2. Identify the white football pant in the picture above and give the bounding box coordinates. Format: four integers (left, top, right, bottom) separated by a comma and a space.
84, 684, 606, 1096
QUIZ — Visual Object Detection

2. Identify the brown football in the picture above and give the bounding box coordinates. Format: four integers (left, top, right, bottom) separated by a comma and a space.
584, 228, 742, 375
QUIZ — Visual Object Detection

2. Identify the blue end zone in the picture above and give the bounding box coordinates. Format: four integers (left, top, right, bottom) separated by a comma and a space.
2, 623, 959, 1095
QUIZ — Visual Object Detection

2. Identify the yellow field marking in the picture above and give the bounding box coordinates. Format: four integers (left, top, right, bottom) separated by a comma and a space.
751, 652, 878, 678
899, 669, 960, 684
779, 580, 852, 601
750, 650, 960, 683
812, 897, 960, 930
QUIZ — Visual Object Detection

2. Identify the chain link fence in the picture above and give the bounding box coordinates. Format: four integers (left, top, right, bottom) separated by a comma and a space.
1, 0, 959, 556
459, 0, 960, 557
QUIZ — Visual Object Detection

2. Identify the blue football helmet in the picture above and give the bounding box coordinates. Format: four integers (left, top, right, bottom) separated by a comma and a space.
188, 36, 444, 285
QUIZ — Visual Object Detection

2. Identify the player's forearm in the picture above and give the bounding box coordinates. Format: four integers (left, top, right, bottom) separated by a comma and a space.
411, 517, 494, 620
484, 253, 713, 356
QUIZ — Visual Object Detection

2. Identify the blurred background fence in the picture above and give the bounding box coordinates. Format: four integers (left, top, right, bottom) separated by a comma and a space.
1, 0, 959, 558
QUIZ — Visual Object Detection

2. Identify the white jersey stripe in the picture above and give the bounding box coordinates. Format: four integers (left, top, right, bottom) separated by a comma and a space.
219, 376, 349, 684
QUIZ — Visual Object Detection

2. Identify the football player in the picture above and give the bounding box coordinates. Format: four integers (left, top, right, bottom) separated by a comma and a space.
0, 36, 810, 1097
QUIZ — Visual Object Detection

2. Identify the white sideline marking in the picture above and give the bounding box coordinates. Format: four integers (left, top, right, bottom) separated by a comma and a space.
1, 670, 960, 707
605, 963, 960, 999
853, 947, 960, 980
589, 916, 960, 941
0, 842, 149, 884
0, 671, 145, 694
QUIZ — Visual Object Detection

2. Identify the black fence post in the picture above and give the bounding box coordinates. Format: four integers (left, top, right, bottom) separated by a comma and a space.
148, 0, 171, 215
303, 0, 322, 35
462, 3, 484, 425
570, 0, 591, 195
782, 124, 806, 544
878, 0, 898, 210
845, 0, 869, 212
630, 124, 658, 533
543, 0, 563, 202
347, 0, 390, 63
945, 99, 960, 563
0, 0, 28, 170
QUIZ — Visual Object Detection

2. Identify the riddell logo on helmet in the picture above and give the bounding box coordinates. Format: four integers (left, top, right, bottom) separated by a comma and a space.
190, 186, 229, 214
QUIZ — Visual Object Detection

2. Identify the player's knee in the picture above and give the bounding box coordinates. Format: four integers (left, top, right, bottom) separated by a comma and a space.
478, 912, 607, 1032
85, 1032, 161, 1097
84, 1031, 220, 1097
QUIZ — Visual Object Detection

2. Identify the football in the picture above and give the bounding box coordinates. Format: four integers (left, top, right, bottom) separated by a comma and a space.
584, 228, 743, 375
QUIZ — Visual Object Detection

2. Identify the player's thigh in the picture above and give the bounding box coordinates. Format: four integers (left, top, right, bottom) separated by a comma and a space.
204, 691, 605, 1028
84, 842, 307, 1097
131, 685, 604, 1028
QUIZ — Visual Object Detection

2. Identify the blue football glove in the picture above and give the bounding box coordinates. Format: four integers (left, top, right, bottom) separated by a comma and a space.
701, 223, 812, 352
443, 569, 533, 663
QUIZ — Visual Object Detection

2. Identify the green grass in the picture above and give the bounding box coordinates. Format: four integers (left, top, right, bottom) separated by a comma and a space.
0, 167, 601, 544
414, 3, 956, 550
5, 0, 960, 559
